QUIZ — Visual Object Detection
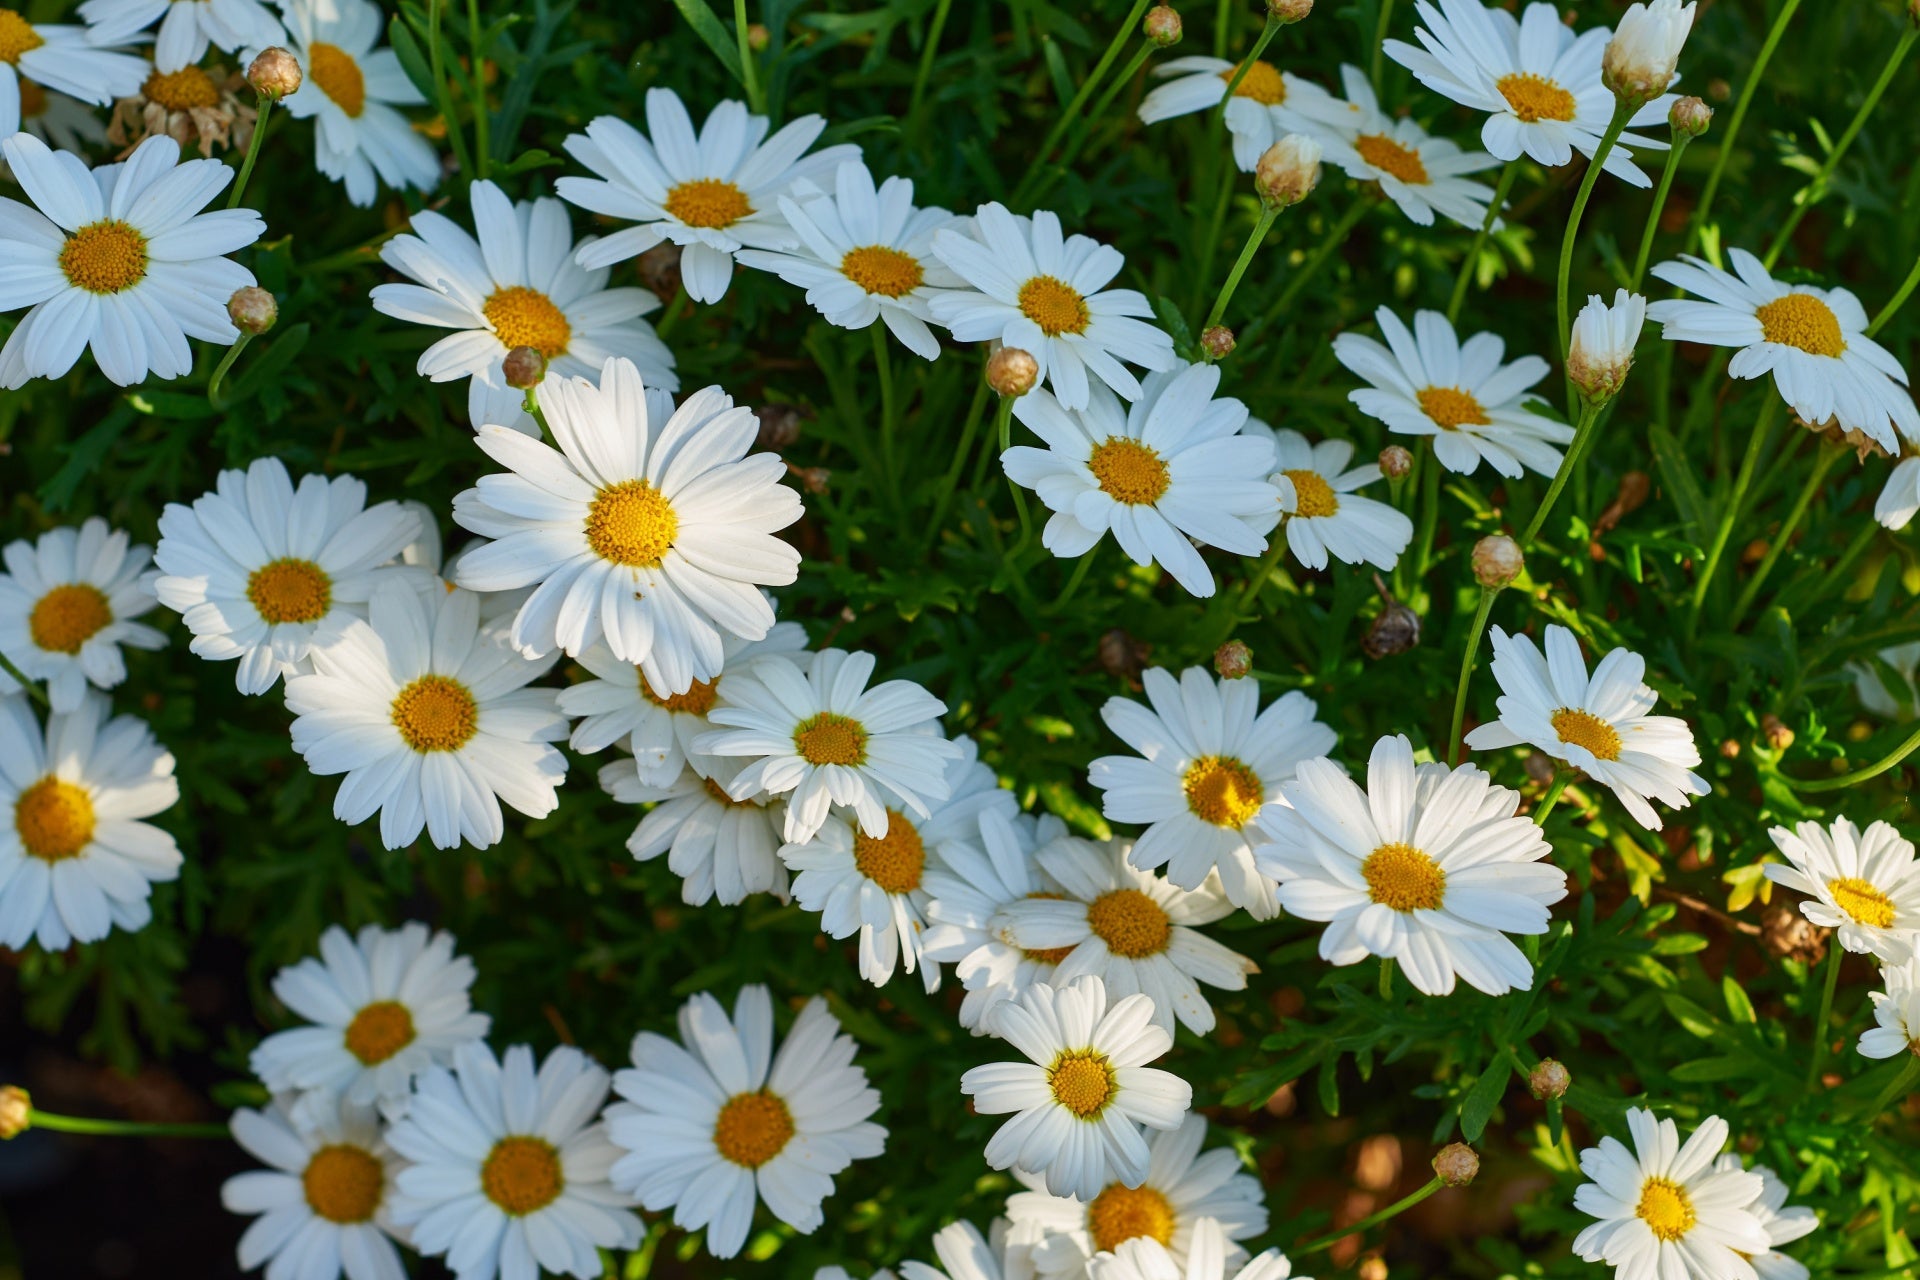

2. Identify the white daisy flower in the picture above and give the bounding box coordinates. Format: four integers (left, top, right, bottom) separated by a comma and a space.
449, 357, 804, 693
995, 834, 1255, 1036
1875, 457, 1920, 531
1463, 624, 1710, 831
1002, 365, 1278, 597
735, 159, 964, 360
0, 518, 164, 713
370, 178, 677, 436
0, 132, 264, 388
603, 984, 886, 1260
599, 750, 790, 907
1860, 956, 1920, 1060
1333, 306, 1573, 479
221, 1097, 406, 1280
15, 77, 108, 155
1384, 0, 1675, 188
556, 87, 860, 304
385, 1042, 644, 1280
1567, 289, 1648, 404
930, 204, 1175, 409
900, 1220, 1035, 1280
1088, 665, 1334, 918
1603, 0, 1696, 105
1762, 818, 1920, 965
149, 456, 422, 695
281, 0, 439, 207
1241, 422, 1414, 572
1256, 734, 1567, 997
1136, 55, 1330, 172
1646, 250, 1919, 453
1852, 641, 1920, 721
0, 691, 180, 952
1570, 1108, 1771, 1280
960, 974, 1193, 1202
250, 921, 492, 1132
79, 0, 284, 74
1086, 1219, 1304, 1280
285, 580, 567, 851
0, 9, 146, 137
696, 646, 962, 844
1275, 65, 1500, 228
1711, 1156, 1817, 1280
1006, 1114, 1268, 1280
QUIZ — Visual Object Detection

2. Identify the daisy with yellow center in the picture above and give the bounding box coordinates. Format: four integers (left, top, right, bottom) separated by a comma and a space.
558, 86, 859, 304
1860, 957, 1920, 1061
961, 975, 1192, 1202
899, 1220, 1040, 1280
0, 518, 164, 713
1712, 1155, 1820, 1279
0, 7, 146, 138
601, 750, 791, 907
1258, 735, 1568, 997
79, 0, 285, 75
1083, 1220, 1305, 1280
605, 984, 885, 1260
1764, 818, 1920, 965
1465, 625, 1710, 832
1088, 664, 1334, 919
371, 179, 677, 435
0, 691, 181, 953
280, 0, 439, 206
1135, 55, 1333, 172
1334, 306, 1574, 479
1243, 422, 1415, 572
1649, 249, 1919, 453
388, 1043, 643, 1277
1572, 1109, 1772, 1280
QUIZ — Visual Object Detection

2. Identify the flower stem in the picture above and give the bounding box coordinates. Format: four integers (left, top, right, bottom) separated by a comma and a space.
1686, 397, 1780, 636
926, 367, 991, 552
1378, 956, 1395, 999
996, 397, 1033, 554
0, 652, 48, 706
1533, 771, 1569, 825
1214, 14, 1280, 127
468, 0, 490, 177
27, 1108, 228, 1140
872, 325, 902, 517
1370, 0, 1397, 93
1727, 442, 1845, 630
1521, 400, 1603, 545
908, 0, 954, 123
1039, 39, 1160, 193
426, 0, 473, 180
1237, 536, 1290, 614
1447, 587, 1499, 766
1200, 206, 1280, 350
1447, 160, 1520, 324
1255, 195, 1371, 335
1014, 0, 1153, 205
1805, 943, 1845, 1094
206, 332, 256, 410
1786, 721, 1920, 793
1871, 247, 1920, 337
1629, 133, 1691, 291
733, 0, 765, 113
1411, 442, 1441, 582
1556, 99, 1634, 410
1294, 1176, 1444, 1255
226, 96, 275, 210
1687, 0, 1802, 251
1048, 551, 1097, 614
1861, 1057, 1920, 1120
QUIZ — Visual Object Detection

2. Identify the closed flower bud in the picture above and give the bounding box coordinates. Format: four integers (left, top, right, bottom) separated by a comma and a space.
1357, 1260, 1388, 1280
1432, 1143, 1479, 1187
746, 22, 770, 50
1602, 0, 1696, 107
246, 46, 302, 100
502, 345, 547, 390
1363, 575, 1421, 659
1144, 5, 1183, 46
1670, 95, 1713, 138
227, 286, 277, 335
0, 1086, 29, 1139
1528, 1059, 1571, 1100
988, 346, 1040, 397
1378, 445, 1412, 479
1567, 289, 1646, 406
1267, 0, 1312, 22
1214, 639, 1252, 679
1255, 135, 1321, 210
1201, 325, 1235, 359
1761, 713, 1795, 751
1472, 535, 1524, 590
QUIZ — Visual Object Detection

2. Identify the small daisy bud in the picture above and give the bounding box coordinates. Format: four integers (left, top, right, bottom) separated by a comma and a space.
1432, 1142, 1479, 1187
755, 403, 806, 450
1214, 640, 1252, 679
0, 1086, 29, 1139
1670, 95, 1713, 138
1567, 289, 1646, 406
227, 286, 277, 336
1362, 576, 1421, 659
1357, 1260, 1388, 1280
1761, 713, 1795, 751
1256, 136, 1321, 210
1378, 445, 1413, 479
746, 22, 770, 50
1201, 325, 1235, 359
246, 46, 302, 101
1267, 0, 1312, 22
988, 346, 1040, 398
1528, 1059, 1571, 1100
1144, 5, 1183, 46
501, 345, 546, 390
1602, 0, 1695, 108
1719, 738, 1742, 759
1472, 535, 1524, 590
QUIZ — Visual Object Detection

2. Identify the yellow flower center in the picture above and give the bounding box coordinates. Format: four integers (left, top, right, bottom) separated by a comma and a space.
1017, 274, 1091, 336
1551, 707, 1622, 761
712, 1090, 796, 1168
1635, 1177, 1696, 1243
1756, 293, 1846, 358
853, 809, 926, 894
641, 673, 718, 715
664, 177, 752, 229
1354, 133, 1430, 185
1417, 386, 1490, 430
1362, 842, 1446, 912
390, 675, 480, 753
1086, 887, 1172, 958
59, 221, 149, 294
1182, 754, 1264, 829
1020, 892, 1076, 964
143, 66, 220, 111
480, 1136, 564, 1216
301, 1144, 384, 1224
1496, 72, 1577, 123
15, 776, 95, 863
1219, 59, 1286, 105
1048, 1049, 1116, 1118
1087, 1182, 1177, 1252
27, 583, 112, 654
0, 9, 43, 64
1284, 468, 1339, 518
840, 244, 924, 298
1829, 876, 1896, 929
483, 285, 572, 359
246, 557, 333, 625
343, 1000, 416, 1065
308, 42, 365, 117
1088, 437, 1171, 506
585, 479, 677, 568
792, 711, 867, 766
18, 75, 44, 117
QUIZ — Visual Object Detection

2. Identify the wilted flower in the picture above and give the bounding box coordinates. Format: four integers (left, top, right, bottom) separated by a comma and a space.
1568, 289, 1647, 405
1255, 135, 1322, 209
1603, 0, 1697, 107
108, 64, 257, 158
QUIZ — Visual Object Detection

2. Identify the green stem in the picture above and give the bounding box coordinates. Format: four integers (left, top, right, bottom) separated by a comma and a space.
468, 0, 490, 177
1014, 0, 1153, 204
1447, 587, 1499, 766
1805, 943, 1844, 1094
1411, 442, 1441, 582
1786, 721, 1920, 793
1214, 15, 1280, 127
1629, 134, 1691, 291
1533, 771, 1570, 825
0, 651, 48, 706
1448, 160, 1520, 323
1370, 0, 1397, 92
733, 0, 765, 114
1237, 536, 1290, 615
872, 325, 901, 516
1556, 100, 1634, 410
520, 386, 549, 437
1294, 1177, 1445, 1255
995, 398, 1033, 554
225, 96, 275, 209
1860, 1057, 1920, 1120
1727, 443, 1844, 629
1687, 0, 1802, 251
908, 0, 954, 123
426, 0, 473, 180
1522, 400, 1603, 545
27, 1108, 228, 1140
206, 332, 255, 410
1048, 551, 1097, 614
1256, 195, 1371, 334
1869, 247, 1920, 337
1213, 0, 1232, 58
1190, 164, 1239, 315
1199, 206, 1280, 348
1048, 40, 1157, 183
927, 367, 992, 551
1687, 397, 1780, 634
1378, 956, 1395, 999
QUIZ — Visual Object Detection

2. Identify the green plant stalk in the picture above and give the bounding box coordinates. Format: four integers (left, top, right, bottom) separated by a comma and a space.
1256, 195, 1372, 334
426, 0, 474, 180
1378, 956, 1395, 999
1048, 551, 1097, 614
1213, 14, 1280, 128
1629, 133, 1692, 291
872, 326, 902, 518
1448, 160, 1521, 324
468, 0, 490, 177
1047, 39, 1157, 182
1199, 206, 1281, 349
1295, 1176, 1444, 1254
995, 398, 1033, 556
733, 0, 765, 114
1533, 771, 1569, 825
1787, 721, 1920, 793
26, 1108, 229, 1140
1411, 443, 1441, 582
1687, 0, 1803, 251
1214, 0, 1232, 58
225, 97, 275, 210
1523, 400, 1603, 545
1237, 536, 1290, 614
1447, 587, 1499, 766
908, 0, 954, 123
1556, 100, 1634, 409
1687, 397, 1781, 633
1870, 248, 1920, 336
1191, 164, 1240, 316
0, 652, 47, 706
206, 333, 256, 410
1861, 1057, 1920, 1120
1371, 0, 1397, 92
927, 370, 992, 550
1013, 0, 1153, 204
1727, 443, 1844, 629
1805, 943, 1844, 1094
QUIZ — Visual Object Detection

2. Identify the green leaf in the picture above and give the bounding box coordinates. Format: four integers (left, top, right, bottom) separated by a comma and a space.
1649, 424, 1712, 537
1670, 1055, 1761, 1082
669, 0, 745, 84
1316, 1058, 1341, 1117
387, 16, 437, 100
1722, 974, 1758, 1024
1459, 1058, 1510, 1142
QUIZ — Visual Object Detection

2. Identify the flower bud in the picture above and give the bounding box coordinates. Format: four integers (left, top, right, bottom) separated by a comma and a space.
1214, 640, 1252, 679
1719, 738, 1741, 759
1761, 713, 1795, 752
1567, 289, 1646, 406
1357, 1260, 1388, 1280
1602, 0, 1695, 108
1255, 135, 1321, 210
227, 286, 277, 336
0, 1086, 29, 1139
988, 346, 1040, 397
746, 22, 770, 51
1670, 95, 1713, 139
1472, 535, 1524, 590
502, 345, 547, 390
1267, 0, 1312, 22
1144, 5, 1183, 46
1432, 1142, 1479, 1187
1362, 575, 1420, 659
1528, 1059, 1571, 1100
1201, 325, 1235, 359
1378, 445, 1412, 479
246, 46, 303, 101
